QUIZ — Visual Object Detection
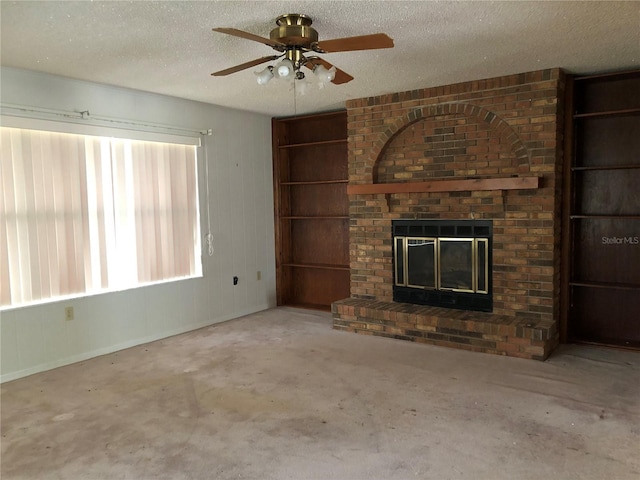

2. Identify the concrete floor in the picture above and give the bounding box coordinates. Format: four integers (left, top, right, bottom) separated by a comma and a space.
1, 307, 639, 480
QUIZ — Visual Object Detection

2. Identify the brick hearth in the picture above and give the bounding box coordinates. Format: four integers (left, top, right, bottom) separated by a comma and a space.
332, 298, 557, 360
332, 69, 565, 360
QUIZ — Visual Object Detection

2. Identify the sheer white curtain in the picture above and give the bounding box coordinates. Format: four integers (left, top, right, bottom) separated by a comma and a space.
1, 127, 201, 308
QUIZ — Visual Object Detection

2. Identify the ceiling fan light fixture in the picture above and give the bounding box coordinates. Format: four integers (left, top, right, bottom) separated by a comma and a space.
275, 58, 294, 79
295, 77, 310, 95
255, 66, 274, 85
314, 64, 336, 84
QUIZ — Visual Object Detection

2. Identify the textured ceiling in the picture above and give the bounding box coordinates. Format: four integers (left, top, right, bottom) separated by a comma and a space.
1, 1, 638, 117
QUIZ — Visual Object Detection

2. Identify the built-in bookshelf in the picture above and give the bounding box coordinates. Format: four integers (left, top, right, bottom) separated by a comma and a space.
272, 111, 350, 310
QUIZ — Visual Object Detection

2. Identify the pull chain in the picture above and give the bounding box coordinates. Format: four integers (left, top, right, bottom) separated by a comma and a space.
293, 77, 297, 116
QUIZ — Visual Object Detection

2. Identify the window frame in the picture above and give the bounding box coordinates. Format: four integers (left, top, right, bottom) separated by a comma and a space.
1, 119, 203, 311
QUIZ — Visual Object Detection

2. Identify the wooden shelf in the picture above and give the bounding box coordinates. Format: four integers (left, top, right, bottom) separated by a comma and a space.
574, 70, 640, 82
281, 179, 348, 185
573, 164, 640, 171
279, 138, 347, 149
275, 110, 348, 122
570, 214, 640, 220
573, 107, 640, 119
571, 281, 640, 291
280, 216, 349, 220
347, 176, 540, 195
283, 263, 350, 271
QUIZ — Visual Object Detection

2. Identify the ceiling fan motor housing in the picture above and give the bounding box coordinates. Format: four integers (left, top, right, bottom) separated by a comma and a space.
270, 14, 318, 47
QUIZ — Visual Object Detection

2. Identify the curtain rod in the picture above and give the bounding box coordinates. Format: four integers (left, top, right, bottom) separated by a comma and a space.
0, 103, 212, 137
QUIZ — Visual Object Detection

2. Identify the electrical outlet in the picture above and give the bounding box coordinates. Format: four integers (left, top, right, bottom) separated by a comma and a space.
65, 306, 74, 321
257, 271, 262, 281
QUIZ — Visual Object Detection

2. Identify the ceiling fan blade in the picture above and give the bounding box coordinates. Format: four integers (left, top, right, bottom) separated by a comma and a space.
211, 55, 280, 76
212, 28, 285, 49
305, 57, 354, 85
314, 33, 394, 53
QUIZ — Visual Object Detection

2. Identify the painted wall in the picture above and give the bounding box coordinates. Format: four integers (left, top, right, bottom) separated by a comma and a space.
0, 67, 277, 382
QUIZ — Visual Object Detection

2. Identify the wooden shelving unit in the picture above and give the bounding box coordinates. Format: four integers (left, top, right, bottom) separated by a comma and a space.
272, 111, 350, 310
562, 69, 640, 348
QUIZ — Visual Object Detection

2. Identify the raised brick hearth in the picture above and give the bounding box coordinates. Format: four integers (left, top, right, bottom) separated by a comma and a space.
332, 298, 557, 360
332, 69, 565, 360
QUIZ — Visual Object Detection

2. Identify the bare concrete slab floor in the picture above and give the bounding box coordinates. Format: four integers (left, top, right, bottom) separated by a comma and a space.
1, 307, 639, 480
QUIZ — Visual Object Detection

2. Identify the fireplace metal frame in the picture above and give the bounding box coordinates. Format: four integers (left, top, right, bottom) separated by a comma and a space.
392, 220, 493, 312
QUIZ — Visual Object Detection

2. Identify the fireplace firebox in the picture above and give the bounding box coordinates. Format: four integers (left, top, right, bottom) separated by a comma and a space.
392, 220, 492, 312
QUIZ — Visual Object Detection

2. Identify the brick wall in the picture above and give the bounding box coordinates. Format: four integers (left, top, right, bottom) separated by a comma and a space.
333, 69, 565, 360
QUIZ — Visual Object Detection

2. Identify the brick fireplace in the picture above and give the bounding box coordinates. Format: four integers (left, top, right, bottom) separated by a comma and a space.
332, 69, 565, 360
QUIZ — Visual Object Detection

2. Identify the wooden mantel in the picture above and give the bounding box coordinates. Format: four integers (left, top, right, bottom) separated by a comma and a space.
346, 176, 540, 195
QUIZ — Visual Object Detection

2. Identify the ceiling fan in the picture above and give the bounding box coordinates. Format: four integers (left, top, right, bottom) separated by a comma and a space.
211, 13, 394, 86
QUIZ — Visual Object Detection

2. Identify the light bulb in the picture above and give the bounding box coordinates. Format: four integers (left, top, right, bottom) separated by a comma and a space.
275, 59, 294, 79
277, 64, 290, 77
255, 66, 273, 85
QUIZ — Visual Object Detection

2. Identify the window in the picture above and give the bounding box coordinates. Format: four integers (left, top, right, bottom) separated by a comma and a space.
1, 126, 201, 308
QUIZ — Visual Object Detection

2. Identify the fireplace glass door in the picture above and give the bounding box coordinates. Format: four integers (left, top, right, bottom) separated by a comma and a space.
404, 238, 436, 288
439, 239, 474, 292
395, 238, 488, 293
392, 220, 492, 312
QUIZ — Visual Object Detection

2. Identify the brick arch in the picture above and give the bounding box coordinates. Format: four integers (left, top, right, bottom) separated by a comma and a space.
366, 102, 531, 184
